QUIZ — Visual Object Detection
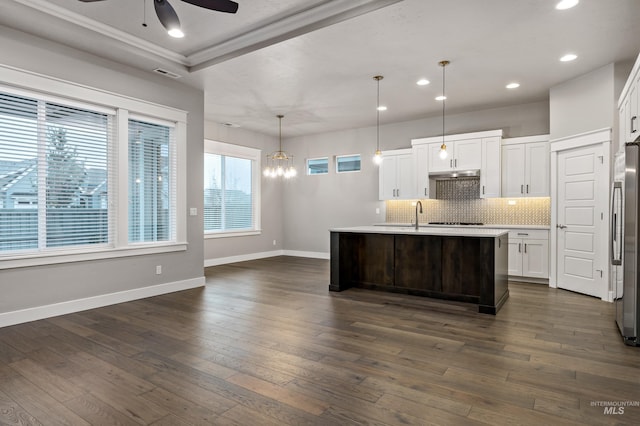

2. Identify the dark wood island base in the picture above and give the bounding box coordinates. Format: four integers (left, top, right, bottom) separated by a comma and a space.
330, 227, 509, 314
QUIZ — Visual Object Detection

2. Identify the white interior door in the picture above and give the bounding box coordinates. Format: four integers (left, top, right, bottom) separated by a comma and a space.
557, 145, 605, 298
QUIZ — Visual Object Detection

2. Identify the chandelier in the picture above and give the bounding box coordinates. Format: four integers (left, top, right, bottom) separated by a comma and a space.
264, 114, 296, 178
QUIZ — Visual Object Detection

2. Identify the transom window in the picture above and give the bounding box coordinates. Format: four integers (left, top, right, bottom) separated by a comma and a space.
307, 157, 329, 175
336, 154, 361, 173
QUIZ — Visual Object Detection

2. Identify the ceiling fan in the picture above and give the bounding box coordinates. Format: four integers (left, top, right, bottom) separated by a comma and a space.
78, 0, 239, 38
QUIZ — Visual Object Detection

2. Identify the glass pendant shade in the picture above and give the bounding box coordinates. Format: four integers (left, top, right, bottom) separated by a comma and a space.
439, 143, 448, 159
373, 149, 383, 164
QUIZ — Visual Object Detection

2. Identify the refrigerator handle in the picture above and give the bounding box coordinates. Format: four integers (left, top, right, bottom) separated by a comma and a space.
611, 182, 623, 266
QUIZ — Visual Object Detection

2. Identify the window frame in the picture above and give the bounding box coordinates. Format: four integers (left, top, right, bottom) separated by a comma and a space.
0, 65, 188, 270
306, 157, 329, 175
336, 154, 362, 173
204, 139, 261, 239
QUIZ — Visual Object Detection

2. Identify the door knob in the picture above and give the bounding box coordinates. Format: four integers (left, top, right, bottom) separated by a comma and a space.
557, 224, 567, 229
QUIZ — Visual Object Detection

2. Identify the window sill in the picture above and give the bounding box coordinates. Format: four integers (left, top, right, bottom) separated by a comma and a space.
205, 230, 262, 239
0, 242, 188, 270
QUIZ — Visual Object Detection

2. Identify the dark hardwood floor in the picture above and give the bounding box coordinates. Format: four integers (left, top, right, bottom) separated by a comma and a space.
1, 256, 639, 425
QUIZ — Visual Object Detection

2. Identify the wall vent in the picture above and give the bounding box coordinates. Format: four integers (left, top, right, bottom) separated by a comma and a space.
153, 68, 181, 79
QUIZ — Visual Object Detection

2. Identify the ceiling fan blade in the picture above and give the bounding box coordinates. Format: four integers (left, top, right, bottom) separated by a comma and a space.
154, 0, 182, 33
181, 0, 239, 14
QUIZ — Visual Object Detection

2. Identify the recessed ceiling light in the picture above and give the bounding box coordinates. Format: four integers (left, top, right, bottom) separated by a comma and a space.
560, 53, 577, 62
506, 83, 520, 89
435, 95, 446, 101
377, 105, 387, 111
556, 0, 579, 10
417, 79, 430, 86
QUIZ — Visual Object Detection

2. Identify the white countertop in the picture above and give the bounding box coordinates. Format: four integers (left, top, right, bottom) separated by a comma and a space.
380, 223, 550, 230
330, 226, 508, 237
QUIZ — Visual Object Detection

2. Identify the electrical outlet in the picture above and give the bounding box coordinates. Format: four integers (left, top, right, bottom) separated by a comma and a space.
156, 265, 162, 275
376, 207, 380, 214
189, 207, 197, 216
273, 240, 276, 246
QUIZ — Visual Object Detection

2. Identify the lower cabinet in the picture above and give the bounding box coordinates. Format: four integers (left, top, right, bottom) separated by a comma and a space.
507, 229, 549, 280
330, 231, 509, 314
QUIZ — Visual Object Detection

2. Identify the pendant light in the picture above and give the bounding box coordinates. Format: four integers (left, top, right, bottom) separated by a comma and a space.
263, 115, 296, 179
438, 60, 450, 160
373, 75, 384, 165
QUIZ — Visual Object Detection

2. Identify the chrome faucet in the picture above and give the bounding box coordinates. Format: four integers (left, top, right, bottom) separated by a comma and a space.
415, 201, 423, 230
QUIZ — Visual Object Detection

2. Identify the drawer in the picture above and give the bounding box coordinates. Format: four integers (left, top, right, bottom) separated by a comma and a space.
508, 229, 548, 240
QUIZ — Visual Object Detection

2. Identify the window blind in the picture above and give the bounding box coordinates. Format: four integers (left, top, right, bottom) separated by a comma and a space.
128, 119, 175, 243
204, 153, 254, 232
0, 91, 113, 253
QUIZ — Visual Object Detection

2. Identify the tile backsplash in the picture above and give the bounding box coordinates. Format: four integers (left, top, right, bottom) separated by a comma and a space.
386, 180, 550, 225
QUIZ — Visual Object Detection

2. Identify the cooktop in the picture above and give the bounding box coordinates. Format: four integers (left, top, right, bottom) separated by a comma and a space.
428, 222, 484, 226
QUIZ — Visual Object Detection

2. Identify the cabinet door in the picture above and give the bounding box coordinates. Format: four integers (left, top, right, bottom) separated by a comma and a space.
414, 144, 429, 198
501, 144, 525, 197
507, 238, 523, 276
396, 153, 416, 199
428, 142, 452, 172
455, 139, 481, 170
522, 238, 549, 279
480, 137, 501, 198
525, 142, 549, 197
631, 76, 639, 141
378, 155, 398, 200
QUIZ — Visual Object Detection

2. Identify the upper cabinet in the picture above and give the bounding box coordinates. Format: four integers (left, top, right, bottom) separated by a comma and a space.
618, 52, 640, 146
480, 136, 501, 198
413, 143, 430, 198
501, 135, 550, 197
412, 129, 503, 199
378, 149, 416, 200
426, 139, 481, 173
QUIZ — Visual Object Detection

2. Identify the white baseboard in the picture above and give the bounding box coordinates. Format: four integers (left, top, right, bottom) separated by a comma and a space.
0, 277, 205, 328
283, 250, 330, 260
204, 249, 330, 267
204, 250, 285, 267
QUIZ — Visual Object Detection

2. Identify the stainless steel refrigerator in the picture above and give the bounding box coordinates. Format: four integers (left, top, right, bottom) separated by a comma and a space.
612, 142, 640, 346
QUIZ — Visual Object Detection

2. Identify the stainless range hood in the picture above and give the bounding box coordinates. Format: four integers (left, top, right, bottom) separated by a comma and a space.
428, 169, 480, 180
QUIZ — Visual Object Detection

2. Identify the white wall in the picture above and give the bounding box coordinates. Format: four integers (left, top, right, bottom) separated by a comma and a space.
282, 101, 550, 254
0, 27, 204, 321
203, 122, 284, 264
549, 63, 617, 141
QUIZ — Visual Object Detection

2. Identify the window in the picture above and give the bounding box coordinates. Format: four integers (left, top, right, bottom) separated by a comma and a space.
0, 92, 112, 252
128, 119, 175, 243
336, 154, 361, 173
204, 140, 260, 236
0, 70, 186, 268
307, 157, 329, 175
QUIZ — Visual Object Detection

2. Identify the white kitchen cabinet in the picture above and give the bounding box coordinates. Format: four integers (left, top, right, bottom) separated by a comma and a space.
507, 229, 549, 280
480, 136, 501, 198
501, 136, 550, 197
413, 143, 430, 198
427, 139, 481, 173
378, 149, 416, 200
618, 52, 640, 145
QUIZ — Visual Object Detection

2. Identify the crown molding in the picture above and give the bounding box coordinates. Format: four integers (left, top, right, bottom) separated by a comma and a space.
11, 0, 189, 66
11, 0, 404, 73
186, 0, 404, 71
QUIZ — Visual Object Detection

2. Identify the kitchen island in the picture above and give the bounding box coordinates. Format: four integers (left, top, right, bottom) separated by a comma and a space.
329, 226, 509, 314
